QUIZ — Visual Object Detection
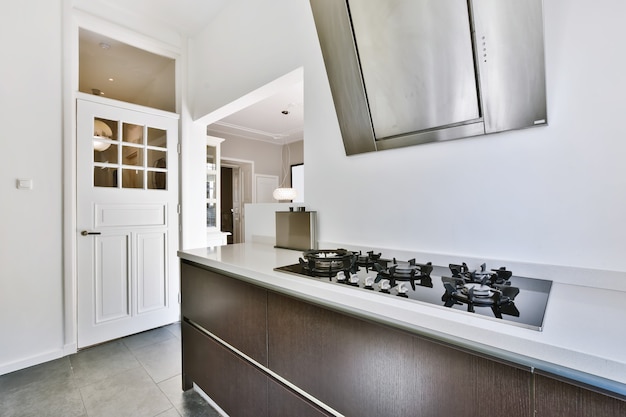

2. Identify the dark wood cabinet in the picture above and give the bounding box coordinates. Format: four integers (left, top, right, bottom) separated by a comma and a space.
534, 374, 626, 417
267, 292, 531, 417
180, 259, 626, 417
182, 307, 332, 417
181, 261, 268, 364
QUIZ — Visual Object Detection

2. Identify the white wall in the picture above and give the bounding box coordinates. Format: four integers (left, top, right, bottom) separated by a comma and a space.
0, 0, 65, 373
220, 135, 283, 178
189, 0, 626, 276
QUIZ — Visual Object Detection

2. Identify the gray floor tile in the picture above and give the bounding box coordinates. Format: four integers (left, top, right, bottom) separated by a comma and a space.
0, 357, 72, 394
70, 341, 141, 387
0, 383, 87, 417
164, 322, 181, 339
122, 327, 176, 352
156, 407, 182, 417
0, 358, 86, 417
158, 375, 221, 417
79, 367, 171, 417
134, 337, 182, 383
70, 340, 141, 387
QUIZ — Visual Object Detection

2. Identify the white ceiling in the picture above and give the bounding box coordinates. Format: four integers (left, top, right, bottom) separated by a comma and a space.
207, 81, 304, 144
78, 1, 304, 143
93, 0, 230, 37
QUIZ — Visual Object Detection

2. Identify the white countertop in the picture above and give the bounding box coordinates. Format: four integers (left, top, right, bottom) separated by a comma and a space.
178, 243, 626, 396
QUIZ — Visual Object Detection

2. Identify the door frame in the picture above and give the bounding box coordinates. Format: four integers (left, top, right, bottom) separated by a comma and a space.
62, 9, 184, 354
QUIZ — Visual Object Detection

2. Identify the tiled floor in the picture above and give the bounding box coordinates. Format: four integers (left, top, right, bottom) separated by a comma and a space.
0, 323, 221, 417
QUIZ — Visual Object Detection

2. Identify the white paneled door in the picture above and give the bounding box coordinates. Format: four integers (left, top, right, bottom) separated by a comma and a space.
76, 98, 180, 348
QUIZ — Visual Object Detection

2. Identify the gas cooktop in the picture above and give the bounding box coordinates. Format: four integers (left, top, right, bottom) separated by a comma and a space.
274, 249, 552, 331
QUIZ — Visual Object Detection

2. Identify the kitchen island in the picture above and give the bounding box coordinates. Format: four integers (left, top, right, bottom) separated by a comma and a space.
179, 243, 626, 417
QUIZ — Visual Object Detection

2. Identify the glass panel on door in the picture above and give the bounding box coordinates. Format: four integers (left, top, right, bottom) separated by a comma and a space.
122, 122, 143, 144
147, 149, 167, 190
93, 118, 117, 152
94, 167, 118, 188
91, 118, 168, 190
94, 143, 118, 164
122, 168, 144, 188
147, 127, 167, 147
122, 146, 143, 166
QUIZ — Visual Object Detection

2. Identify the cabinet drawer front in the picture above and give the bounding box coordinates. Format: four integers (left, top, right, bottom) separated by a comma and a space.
182, 322, 268, 417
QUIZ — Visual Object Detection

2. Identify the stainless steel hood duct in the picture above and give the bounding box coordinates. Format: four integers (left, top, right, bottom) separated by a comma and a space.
309, 0, 548, 155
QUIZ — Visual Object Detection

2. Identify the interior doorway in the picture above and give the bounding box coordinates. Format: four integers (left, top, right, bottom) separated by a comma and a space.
221, 166, 234, 244
221, 158, 253, 244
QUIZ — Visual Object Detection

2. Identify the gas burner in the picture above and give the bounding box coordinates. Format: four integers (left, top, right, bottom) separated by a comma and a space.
449, 262, 513, 286
374, 258, 433, 290
355, 251, 391, 272
298, 249, 357, 279
441, 278, 520, 319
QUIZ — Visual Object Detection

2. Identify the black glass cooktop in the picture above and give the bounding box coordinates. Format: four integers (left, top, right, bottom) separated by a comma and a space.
275, 261, 552, 331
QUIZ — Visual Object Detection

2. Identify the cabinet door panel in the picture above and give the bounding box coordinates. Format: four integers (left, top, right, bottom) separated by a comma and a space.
182, 321, 268, 417
534, 374, 626, 417
181, 261, 268, 364
267, 292, 530, 417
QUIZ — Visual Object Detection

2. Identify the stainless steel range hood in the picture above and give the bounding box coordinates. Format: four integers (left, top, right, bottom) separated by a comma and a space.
309, 0, 548, 155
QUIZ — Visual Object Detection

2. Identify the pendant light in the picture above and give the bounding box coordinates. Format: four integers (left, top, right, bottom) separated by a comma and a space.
273, 187, 297, 201
273, 138, 297, 202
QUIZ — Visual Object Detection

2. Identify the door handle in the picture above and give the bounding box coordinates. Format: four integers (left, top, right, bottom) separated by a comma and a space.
81, 230, 102, 236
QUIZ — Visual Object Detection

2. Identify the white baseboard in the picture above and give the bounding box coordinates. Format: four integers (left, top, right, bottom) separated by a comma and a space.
63, 342, 78, 356
0, 347, 67, 377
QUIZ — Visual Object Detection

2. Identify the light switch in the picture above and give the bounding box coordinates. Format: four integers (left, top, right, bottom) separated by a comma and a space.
16, 178, 33, 190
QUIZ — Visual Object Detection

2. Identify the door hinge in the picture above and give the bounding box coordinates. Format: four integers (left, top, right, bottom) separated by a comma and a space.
177, 143, 181, 154
178, 292, 181, 304
177, 204, 181, 214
